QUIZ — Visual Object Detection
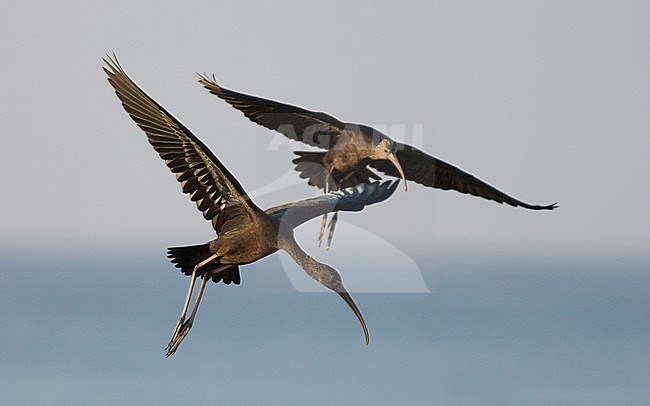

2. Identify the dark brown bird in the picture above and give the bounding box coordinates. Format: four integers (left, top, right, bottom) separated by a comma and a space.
198, 75, 558, 248
104, 55, 397, 356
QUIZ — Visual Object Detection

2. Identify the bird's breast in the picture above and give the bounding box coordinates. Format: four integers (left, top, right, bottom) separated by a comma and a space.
328, 144, 368, 174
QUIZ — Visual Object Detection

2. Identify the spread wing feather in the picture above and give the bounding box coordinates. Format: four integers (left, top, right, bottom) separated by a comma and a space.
370, 143, 557, 210
198, 74, 345, 149
104, 55, 261, 234
267, 181, 397, 228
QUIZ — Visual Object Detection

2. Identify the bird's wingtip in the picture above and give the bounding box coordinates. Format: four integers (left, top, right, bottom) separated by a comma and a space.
102, 52, 121, 68
198, 72, 220, 87
386, 180, 399, 193
539, 202, 559, 210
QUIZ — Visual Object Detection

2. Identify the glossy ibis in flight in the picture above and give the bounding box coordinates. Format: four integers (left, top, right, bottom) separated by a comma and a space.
104, 55, 397, 356
198, 75, 558, 249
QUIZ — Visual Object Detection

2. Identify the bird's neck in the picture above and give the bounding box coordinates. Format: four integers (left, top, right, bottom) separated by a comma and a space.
279, 234, 314, 269
278, 234, 334, 288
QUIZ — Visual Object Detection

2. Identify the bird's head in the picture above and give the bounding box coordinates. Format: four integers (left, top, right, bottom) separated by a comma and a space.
292, 250, 369, 346
371, 139, 407, 191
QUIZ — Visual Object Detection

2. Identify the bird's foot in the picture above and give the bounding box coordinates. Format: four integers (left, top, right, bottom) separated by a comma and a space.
165, 317, 184, 350
166, 319, 193, 357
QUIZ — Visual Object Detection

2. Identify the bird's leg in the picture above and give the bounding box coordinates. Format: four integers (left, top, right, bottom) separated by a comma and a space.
165, 264, 232, 357
166, 273, 210, 357
318, 168, 335, 247
166, 268, 197, 350
324, 180, 343, 250
325, 211, 339, 250
166, 252, 220, 350
318, 214, 328, 247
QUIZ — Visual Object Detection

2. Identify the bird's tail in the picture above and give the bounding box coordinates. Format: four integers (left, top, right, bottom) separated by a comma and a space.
292, 151, 381, 191
167, 244, 240, 285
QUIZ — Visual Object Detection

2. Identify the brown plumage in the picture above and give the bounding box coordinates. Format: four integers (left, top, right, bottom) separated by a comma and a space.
104, 55, 397, 356
198, 75, 558, 248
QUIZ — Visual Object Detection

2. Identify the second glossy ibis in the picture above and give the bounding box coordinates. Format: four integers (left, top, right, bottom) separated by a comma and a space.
198, 75, 557, 249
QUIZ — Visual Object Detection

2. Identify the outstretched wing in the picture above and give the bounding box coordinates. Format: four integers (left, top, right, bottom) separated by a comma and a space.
198, 74, 345, 149
370, 143, 557, 210
104, 55, 261, 234
267, 181, 398, 228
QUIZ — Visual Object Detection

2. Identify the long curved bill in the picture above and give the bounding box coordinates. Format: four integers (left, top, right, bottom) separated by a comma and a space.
387, 153, 408, 191
336, 290, 370, 345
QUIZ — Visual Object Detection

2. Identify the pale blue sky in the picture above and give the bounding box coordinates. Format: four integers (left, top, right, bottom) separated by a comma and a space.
2, 1, 648, 257
1, 2, 649, 404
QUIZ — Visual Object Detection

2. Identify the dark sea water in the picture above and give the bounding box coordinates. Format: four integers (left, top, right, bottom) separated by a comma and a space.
1, 248, 648, 405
